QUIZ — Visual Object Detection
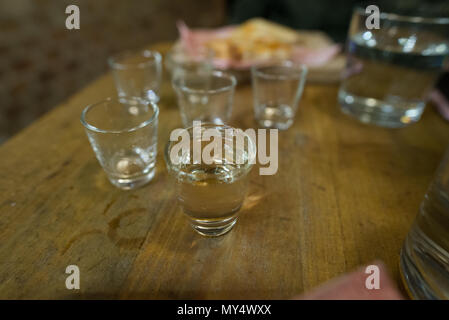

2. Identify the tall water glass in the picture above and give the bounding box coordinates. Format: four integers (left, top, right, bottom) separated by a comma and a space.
108, 50, 162, 103
400, 146, 449, 299
81, 97, 158, 190
339, 5, 449, 128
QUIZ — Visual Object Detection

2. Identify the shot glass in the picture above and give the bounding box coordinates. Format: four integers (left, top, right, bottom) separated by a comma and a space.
81, 97, 159, 190
165, 45, 214, 81
172, 70, 237, 127
108, 49, 162, 103
165, 122, 256, 236
251, 61, 307, 130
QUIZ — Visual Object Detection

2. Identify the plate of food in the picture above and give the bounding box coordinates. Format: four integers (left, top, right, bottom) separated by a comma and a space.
175, 18, 345, 83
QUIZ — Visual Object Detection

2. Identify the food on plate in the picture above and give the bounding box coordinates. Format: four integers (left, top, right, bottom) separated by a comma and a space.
177, 18, 340, 69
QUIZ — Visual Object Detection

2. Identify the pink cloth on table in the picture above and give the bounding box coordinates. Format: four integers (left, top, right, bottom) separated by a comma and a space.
430, 89, 449, 121
177, 21, 235, 55
177, 21, 340, 69
293, 261, 405, 300
291, 44, 341, 67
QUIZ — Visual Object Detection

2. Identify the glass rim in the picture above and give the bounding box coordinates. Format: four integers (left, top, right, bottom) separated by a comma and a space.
354, 5, 449, 25
164, 122, 256, 174
172, 70, 237, 95
166, 45, 215, 60
108, 49, 162, 70
251, 61, 308, 80
165, 45, 215, 73
80, 97, 159, 134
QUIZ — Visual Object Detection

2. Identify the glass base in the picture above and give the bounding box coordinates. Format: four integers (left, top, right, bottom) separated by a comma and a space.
189, 215, 238, 237
255, 103, 295, 130
118, 91, 160, 104
338, 90, 424, 128
400, 228, 449, 300
257, 118, 293, 130
108, 168, 155, 190
400, 245, 437, 299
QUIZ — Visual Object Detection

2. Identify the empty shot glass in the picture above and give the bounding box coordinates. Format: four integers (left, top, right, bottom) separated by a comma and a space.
252, 61, 307, 130
108, 49, 162, 103
172, 70, 237, 127
165, 45, 214, 81
165, 123, 256, 236
81, 97, 159, 190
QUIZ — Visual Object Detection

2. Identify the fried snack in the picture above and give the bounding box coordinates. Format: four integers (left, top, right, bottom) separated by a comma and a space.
205, 18, 301, 63
178, 18, 340, 69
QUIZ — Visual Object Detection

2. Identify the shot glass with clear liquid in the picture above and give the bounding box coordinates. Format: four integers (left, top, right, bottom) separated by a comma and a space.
165, 123, 256, 237
339, 5, 449, 128
400, 146, 449, 299
81, 97, 158, 190
172, 70, 236, 127
108, 50, 162, 103
251, 61, 307, 130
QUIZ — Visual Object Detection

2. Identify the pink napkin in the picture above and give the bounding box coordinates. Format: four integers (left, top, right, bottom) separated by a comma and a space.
430, 89, 449, 121
293, 261, 405, 300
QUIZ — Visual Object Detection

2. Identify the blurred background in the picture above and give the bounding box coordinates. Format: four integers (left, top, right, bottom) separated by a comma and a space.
0, 0, 446, 143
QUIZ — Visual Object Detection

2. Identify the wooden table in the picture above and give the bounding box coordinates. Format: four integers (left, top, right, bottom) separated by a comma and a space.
1, 42, 448, 299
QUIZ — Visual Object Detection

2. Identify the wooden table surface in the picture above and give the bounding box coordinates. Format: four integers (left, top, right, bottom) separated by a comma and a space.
1, 42, 448, 299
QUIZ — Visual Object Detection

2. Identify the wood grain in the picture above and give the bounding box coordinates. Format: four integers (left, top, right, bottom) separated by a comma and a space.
0, 42, 448, 299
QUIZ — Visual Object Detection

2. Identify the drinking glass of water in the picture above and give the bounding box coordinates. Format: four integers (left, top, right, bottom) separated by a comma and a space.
400, 146, 449, 299
81, 97, 158, 190
251, 61, 307, 130
172, 70, 236, 127
339, 5, 449, 128
108, 50, 162, 103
